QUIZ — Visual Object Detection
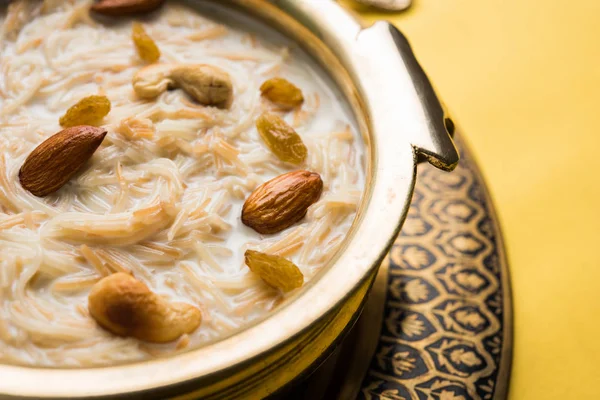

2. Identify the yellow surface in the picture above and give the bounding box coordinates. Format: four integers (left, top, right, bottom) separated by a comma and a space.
347, 0, 600, 398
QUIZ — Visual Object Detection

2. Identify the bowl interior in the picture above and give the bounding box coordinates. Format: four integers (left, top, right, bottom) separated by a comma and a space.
0, 0, 418, 398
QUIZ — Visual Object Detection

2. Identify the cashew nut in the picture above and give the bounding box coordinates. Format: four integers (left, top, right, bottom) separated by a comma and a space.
132, 63, 233, 109
88, 273, 201, 343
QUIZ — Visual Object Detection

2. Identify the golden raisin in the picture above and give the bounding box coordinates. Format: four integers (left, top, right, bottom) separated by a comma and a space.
132, 22, 160, 63
244, 250, 303, 292
260, 77, 304, 110
256, 112, 307, 164
59, 95, 111, 128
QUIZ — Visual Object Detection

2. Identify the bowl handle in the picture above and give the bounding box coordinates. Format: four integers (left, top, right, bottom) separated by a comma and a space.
357, 21, 459, 171
269, 0, 458, 170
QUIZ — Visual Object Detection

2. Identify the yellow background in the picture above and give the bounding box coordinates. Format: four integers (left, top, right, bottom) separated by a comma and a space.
346, 0, 600, 398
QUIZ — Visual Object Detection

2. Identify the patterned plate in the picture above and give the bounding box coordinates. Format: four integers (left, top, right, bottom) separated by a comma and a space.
275, 133, 513, 400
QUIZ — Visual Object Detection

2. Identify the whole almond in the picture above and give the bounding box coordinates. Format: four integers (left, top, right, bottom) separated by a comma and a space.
19, 126, 107, 197
90, 0, 165, 16
242, 170, 323, 234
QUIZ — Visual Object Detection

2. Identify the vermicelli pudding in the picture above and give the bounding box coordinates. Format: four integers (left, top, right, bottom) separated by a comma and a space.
0, 0, 365, 366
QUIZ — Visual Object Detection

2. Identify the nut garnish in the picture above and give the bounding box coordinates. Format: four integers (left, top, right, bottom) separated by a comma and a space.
132, 22, 160, 63
19, 126, 107, 197
88, 272, 202, 343
59, 95, 111, 128
256, 112, 307, 164
90, 0, 165, 16
260, 77, 304, 110
244, 250, 303, 292
133, 63, 233, 108
242, 170, 323, 234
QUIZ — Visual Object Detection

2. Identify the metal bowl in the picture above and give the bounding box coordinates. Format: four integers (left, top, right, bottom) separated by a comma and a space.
0, 1, 458, 398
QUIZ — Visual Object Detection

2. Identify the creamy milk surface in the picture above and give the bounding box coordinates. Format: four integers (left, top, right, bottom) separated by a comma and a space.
0, 1, 365, 366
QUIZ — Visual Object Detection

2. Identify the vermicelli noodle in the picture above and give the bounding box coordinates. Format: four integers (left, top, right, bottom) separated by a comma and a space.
0, 1, 365, 366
